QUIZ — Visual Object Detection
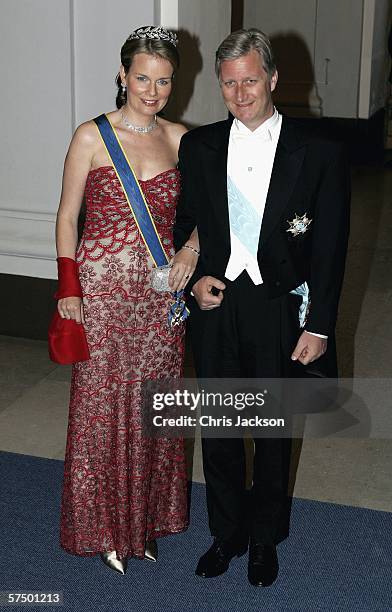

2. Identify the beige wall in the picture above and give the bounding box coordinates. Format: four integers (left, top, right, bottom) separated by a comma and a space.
72, 0, 156, 125
359, 0, 391, 119
244, 0, 390, 119
176, 0, 231, 127
0, 0, 231, 279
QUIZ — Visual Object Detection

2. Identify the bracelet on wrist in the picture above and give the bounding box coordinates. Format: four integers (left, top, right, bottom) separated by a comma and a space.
182, 244, 200, 256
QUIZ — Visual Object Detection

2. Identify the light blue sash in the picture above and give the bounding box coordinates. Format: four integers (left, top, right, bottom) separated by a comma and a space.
227, 176, 262, 257
290, 282, 310, 327
94, 114, 188, 326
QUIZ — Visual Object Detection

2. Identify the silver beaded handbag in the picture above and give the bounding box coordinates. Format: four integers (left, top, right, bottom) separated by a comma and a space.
151, 264, 172, 292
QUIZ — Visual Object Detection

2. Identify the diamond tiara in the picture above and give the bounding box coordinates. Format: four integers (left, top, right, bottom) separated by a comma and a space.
127, 26, 178, 48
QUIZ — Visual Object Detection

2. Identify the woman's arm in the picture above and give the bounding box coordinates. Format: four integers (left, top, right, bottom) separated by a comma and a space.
55, 123, 96, 323
169, 227, 200, 291
167, 124, 200, 291
56, 124, 96, 256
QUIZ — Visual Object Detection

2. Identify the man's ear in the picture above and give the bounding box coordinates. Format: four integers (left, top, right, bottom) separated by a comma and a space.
270, 70, 278, 92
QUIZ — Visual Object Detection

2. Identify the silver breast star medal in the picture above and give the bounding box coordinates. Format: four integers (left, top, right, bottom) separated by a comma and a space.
286, 213, 312, 237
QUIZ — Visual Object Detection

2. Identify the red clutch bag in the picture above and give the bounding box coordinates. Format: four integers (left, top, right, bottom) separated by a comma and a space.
48, 311, 90, 364
48, 257, 90, 364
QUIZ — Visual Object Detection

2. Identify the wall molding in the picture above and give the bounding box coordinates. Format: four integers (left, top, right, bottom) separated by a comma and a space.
0, 207, 56, 223
0, 207, 57, 278
69, 0, 76, 132
155, 0, 179, 28
0, 255, 57, 279
358, 0, 375, 119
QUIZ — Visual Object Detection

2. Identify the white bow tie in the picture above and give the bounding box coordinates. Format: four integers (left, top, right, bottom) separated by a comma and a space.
232, 130, 272, 142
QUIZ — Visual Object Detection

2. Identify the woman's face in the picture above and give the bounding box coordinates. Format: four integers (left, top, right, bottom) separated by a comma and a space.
120, 52, 174, 117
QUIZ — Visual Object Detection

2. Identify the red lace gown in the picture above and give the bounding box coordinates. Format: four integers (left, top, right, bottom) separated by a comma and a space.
60, 167, 188, 559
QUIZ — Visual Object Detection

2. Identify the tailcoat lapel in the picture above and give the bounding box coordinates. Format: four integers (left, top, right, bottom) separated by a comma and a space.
259, 118, 308, 249
198, 117, 308, 255
200, 119, 232, 251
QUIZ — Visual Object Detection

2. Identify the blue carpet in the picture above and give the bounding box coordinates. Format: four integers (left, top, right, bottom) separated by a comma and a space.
1, 451, 391, 612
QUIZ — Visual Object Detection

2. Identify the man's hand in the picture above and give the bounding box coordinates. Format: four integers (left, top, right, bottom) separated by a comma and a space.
291, 331, 327, 365
192, 276, 226, 310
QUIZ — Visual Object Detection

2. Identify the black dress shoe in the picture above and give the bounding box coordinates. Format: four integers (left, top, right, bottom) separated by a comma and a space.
196, 539, 248, 578
247, 543, 279, 587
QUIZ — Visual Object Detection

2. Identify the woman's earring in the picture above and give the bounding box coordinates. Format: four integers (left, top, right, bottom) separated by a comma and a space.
121, 83, 126, 93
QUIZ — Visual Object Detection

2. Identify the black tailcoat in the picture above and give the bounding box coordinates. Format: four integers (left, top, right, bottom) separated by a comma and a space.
174, 116, 350, 376
174, 116, 350, 545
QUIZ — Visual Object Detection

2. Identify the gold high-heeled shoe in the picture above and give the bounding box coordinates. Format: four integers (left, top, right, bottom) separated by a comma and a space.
100, 551, 128, 575
144, 540, 158, 562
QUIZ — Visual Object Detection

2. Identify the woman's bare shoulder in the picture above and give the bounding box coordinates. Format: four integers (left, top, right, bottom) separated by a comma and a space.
159, 118, 188, 144
70, 112, 118, 154
72, 120, 100, 148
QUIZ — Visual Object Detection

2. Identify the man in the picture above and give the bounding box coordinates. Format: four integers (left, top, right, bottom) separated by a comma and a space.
174, 29, 350, 587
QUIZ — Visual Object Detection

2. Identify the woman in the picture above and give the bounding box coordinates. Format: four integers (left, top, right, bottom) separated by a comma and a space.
55, 26, 199, 575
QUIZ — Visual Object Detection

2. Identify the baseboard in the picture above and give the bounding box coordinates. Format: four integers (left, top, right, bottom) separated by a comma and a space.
0, 274, 57, 340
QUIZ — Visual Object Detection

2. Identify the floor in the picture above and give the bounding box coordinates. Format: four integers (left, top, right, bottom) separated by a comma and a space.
0, 160, 391, 512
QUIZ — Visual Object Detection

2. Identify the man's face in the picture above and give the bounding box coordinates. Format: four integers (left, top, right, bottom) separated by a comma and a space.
219, 49, 278, 131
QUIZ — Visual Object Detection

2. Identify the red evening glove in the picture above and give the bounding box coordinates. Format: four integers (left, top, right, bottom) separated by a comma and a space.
48, 258, 90, 364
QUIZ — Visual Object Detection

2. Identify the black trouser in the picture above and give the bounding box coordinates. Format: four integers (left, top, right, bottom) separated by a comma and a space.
190, 271, 293, 545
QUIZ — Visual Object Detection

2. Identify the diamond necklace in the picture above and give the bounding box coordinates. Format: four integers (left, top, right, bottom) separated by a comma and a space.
121, 109, 157, 134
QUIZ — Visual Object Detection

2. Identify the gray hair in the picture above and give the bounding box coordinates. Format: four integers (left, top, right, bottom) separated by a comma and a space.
215, 28, 276, 80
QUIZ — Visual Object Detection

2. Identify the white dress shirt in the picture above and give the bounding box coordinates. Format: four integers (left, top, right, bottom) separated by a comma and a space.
225, 108, 282, 284
224, 108, 327, 339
